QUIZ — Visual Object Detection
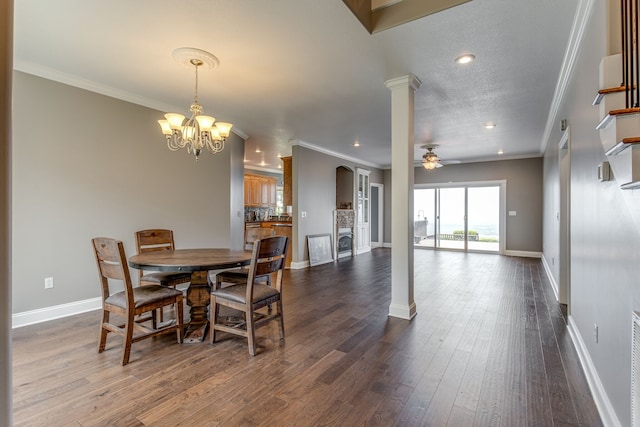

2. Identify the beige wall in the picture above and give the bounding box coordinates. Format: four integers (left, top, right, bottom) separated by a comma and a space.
12, 72, 245, 314
413, 157, 543, 252
542, 1, 639, 424
292, 145, 384, 263
1, 0, 12, 423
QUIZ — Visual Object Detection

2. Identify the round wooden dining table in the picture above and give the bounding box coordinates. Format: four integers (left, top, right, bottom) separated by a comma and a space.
128, 248, 252, 343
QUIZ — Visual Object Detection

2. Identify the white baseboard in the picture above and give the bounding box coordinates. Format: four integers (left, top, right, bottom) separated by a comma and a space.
388, 302, 417, 320
383, 242, 392, 248
567, 316, 622, 427
12, 297, 102, 329
290, 260, 310, 270
504, 250, 542, 258
541, 255, 560, 301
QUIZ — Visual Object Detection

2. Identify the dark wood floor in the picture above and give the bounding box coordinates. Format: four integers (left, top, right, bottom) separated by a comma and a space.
12, 249, 602, 426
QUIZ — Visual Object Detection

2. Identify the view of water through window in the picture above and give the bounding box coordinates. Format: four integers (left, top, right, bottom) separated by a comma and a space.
414, 186, 500, 252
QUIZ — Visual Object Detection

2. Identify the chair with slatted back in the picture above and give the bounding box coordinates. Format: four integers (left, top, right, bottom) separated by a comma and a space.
214, 227, 275, 288
92, 237, 184, 365
209, 235, 289, 355
135, 229, 191, 321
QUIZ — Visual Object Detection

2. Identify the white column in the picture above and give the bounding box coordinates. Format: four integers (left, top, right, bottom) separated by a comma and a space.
385, 75, 420, 320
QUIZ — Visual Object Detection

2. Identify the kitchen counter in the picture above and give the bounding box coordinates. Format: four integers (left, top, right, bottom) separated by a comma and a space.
245, 221, 292, 267
246, 221, 292, 227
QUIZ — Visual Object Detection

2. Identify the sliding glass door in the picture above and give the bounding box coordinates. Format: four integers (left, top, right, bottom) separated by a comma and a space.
414, 183, 502, 253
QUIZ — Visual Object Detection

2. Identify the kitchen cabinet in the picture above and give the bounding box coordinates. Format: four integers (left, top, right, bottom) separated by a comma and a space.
281, 156, 292, 207
244, 174, 277, 207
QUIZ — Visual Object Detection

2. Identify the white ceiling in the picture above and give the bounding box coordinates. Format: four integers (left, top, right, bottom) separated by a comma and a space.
13, 0, 579, 171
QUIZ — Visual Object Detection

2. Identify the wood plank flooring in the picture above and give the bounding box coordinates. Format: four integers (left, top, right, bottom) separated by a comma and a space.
12, 249, 602, 426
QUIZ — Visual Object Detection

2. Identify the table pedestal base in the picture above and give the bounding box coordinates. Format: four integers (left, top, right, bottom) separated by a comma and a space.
184, 271, 211, 343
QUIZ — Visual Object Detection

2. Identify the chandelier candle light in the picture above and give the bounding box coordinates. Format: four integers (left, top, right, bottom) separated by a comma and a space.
158, 48, 233, 160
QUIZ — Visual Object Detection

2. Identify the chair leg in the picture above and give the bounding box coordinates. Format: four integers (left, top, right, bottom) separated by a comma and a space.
176, 296, 184, 344
122, 312, 135, 366
98, 310, 109, 353
151, 309, 158, 330
209, 295, 219, 344
247, 310, 256, 356
277, 300, 285, 339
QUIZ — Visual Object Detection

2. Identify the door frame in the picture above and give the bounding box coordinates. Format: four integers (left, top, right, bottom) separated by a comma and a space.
370, 183, 384, 248
558, 129, 571, 308
415, 180, 506, 254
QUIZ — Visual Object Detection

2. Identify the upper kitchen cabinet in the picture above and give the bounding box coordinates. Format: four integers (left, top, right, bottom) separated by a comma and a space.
244, 174, 277, 207
281, 156, 292, 207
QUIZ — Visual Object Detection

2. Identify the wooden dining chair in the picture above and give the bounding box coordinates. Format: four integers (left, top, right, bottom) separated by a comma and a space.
92, 237, 184, 365
135, 229, 191, 321
209, 235, 289, 356
214, 227, 275, 288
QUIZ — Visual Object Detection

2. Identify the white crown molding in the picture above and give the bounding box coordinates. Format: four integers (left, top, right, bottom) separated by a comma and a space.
291, 139, 384, 169
411, 152, 543, 169
244, 165, 283, 175
540, 0, 596, 154
13, 59, 248, 140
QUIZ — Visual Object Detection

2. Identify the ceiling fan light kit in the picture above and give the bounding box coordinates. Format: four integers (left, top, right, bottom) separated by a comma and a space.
421, 144, 442, 170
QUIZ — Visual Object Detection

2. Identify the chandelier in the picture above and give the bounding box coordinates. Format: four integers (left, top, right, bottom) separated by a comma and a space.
158, 48, 233, 160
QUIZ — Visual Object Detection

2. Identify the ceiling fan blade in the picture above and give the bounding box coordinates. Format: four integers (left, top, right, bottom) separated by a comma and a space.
435, 162, 443, 168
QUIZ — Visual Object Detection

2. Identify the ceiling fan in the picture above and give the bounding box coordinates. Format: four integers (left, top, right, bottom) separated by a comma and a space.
421, 144, 442, 170
420, 144, 460, 170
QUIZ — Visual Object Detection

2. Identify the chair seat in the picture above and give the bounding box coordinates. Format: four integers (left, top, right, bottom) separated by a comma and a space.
106, 285, 183, 309
211, 283, 279, 305
141, 271, 191, 286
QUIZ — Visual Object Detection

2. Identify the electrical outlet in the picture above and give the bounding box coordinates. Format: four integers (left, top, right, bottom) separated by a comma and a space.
301, 211, 307, 218
44, 277, 54, 289
594, 323, 599, 343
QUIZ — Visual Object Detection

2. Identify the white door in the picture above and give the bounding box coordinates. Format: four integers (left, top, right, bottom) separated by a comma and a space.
356, 168, 371, 254
370, 183, 383, 248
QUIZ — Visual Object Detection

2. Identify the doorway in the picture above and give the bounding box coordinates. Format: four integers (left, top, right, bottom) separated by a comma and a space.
414, 182, 504, 253
370, 183, 383, 248
558, 130, 571, 308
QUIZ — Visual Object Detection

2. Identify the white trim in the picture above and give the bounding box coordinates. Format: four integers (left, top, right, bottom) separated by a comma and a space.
289, 260, 310, 270
14, 61, 249, 140
12, 297, 102, 329
388, 302, 417, 320
371, 183, 384, 248
568, 316, 622, 427
244, 165, 283, 175
383, 242, 392, 248
541, 254, 560, 301
504, 250, 542, 258
540, 0, 596, 154
292, 140, 383, 169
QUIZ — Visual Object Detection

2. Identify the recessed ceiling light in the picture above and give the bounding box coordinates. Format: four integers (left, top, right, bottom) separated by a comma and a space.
498, 149, 504, 155
484, 122, 496, 129
455, 54, 475, 64
255, 149, 261, 153
354, 140, 360, 147
260, 160, 266, 166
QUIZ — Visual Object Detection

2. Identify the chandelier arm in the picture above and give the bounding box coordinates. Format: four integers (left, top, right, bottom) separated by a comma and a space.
205, 138, 225, 154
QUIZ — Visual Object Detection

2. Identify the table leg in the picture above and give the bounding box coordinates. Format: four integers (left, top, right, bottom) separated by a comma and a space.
184, 270, 210, 343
